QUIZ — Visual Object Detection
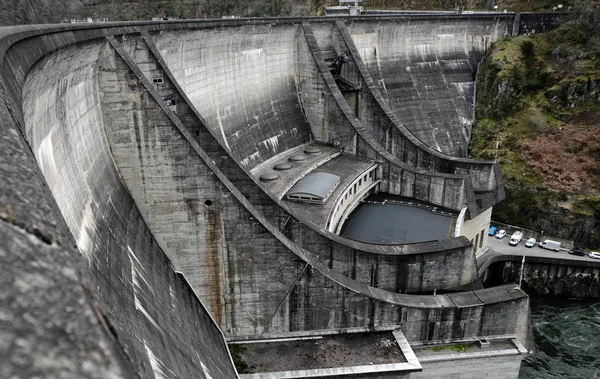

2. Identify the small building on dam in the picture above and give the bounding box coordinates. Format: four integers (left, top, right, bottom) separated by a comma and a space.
0, 12, 561, 379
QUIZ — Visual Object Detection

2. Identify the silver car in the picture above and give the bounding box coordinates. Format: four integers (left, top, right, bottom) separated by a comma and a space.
525, 238, 536, 248
589, 252, 600, 259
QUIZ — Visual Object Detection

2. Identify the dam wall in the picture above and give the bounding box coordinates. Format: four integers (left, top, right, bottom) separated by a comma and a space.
301, 22, 476, 214
152, 25, 311, 170
1, 88, 135, 379
342, 20, 504, 202
115, 31, 482, 298
0, 14, 555, 377
303, 19, 506, 216
99, 31, 482, 309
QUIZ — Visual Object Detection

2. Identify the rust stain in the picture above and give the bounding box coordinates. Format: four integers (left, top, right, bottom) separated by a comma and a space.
204, 204, 224, 326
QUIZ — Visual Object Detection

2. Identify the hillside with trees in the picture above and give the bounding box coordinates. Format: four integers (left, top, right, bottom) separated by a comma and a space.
470, 8, 600, 247
0, 0, 575, 25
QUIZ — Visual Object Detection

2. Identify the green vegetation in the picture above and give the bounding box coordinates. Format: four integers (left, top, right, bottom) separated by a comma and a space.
228, 344, 255, 374
471, 11, 600, 247
0, 0, 323, 25
428, 343, 468, 352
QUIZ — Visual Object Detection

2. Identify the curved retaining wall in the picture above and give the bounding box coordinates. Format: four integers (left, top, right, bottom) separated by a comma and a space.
338, 20, 504, 203
300, 22, 477, 215
304, 20, 505, 216
19, 38, 238, 378
328, 165, 378, 233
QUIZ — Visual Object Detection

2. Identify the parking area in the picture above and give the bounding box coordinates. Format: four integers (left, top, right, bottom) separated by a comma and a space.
487, 235, 597, 262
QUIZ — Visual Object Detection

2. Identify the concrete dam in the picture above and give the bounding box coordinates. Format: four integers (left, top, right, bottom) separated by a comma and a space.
1, 14, 558, 378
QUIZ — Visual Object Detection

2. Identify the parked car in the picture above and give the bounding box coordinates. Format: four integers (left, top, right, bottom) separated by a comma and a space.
568, 249, 585, 256
540, 239, 561, 252
525, 238, 536, 248
509, 231, 524, 246
488, 226, 497, 236
589, 252, 600, 259
495, 230, 506, 239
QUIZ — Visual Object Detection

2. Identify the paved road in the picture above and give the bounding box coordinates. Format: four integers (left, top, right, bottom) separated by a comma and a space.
485, 235, 599, 264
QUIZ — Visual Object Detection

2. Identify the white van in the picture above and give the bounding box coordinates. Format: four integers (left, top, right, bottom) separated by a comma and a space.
540, 239, 561, 251
509, 231, 523, 246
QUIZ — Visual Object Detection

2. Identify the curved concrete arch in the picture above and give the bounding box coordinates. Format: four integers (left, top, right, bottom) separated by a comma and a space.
2, 20, 500, 302
137, 25, 466, 256
12, 22, 517, 316
3, 22, 476, 320
342, 16, 506, 158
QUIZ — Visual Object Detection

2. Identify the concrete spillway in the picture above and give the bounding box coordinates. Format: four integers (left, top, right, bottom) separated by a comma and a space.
1, 15, 559, 378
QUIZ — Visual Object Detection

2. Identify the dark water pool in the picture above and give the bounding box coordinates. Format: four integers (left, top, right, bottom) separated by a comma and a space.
341, 198, 455, 244
519, 296, 600, 379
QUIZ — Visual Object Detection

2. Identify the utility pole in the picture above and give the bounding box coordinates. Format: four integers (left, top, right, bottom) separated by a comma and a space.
518, 255, 525, 290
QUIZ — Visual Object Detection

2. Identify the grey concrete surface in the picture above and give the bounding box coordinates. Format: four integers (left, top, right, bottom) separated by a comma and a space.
301, 21, 477, 215
19, 38, 238, 378
337, 20, 505, 208
346, 19, 503, 158
152, 25, 312, 171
